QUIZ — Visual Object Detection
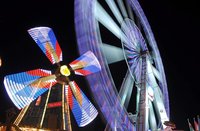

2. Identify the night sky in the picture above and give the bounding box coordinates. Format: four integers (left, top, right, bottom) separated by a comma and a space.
0, 0, 199, 130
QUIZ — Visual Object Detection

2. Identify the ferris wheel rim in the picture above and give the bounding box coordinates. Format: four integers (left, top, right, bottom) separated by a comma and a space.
75, 0, 135, 130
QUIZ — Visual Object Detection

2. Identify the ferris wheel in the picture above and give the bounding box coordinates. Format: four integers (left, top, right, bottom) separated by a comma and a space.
74, 0, 170, 130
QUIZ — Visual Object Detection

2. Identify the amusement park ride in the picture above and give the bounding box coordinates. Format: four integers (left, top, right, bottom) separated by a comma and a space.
3, 27, 101, 130
2, 0, 175, 130
74, 0, 172, 130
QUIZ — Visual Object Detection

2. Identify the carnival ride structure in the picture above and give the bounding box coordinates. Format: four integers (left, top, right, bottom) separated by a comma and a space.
3, 27, 101, 130
75, 0, 170, 130
2, 0, 171, 130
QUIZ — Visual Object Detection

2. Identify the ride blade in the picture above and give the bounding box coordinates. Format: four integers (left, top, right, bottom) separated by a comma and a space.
28, 27, 62, 64
69, 51, 101, 76
66, 81, 98, 127
4, 69, 57, 109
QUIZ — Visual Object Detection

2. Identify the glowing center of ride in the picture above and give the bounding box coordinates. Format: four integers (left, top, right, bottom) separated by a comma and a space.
60, 65, 71, 76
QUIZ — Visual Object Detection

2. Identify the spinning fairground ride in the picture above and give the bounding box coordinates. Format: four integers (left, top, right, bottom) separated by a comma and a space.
3, 27, 101, 131
75, 0, 173, 130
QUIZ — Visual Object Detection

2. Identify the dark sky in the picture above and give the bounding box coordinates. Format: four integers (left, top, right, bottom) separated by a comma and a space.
0, 0, 199, 130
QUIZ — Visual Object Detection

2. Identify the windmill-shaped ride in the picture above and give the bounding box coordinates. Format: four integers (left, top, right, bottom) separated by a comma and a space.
4, 27, 101, 130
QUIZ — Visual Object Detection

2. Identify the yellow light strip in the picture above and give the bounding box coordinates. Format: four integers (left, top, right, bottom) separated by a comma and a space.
39, 86, 52, 128
30, 75, 56, 88
62, 84, 66, 130
62, 84, 72, 131
65, 97, 72, 131
69, 81, 82, 105
46, 42, 59, 63
14, 104, 30, 126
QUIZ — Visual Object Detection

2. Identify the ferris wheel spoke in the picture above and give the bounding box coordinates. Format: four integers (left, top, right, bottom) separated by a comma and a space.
119, 70, 135, 108
152, 90, 169, 127
105, 0, 123, 24
147, 67, 168, 125
101, 43, 124, 64
147, 60, 162, 83
95, 2, 128, 44
125, 0, 135, 20
134, 58, 143, 82
147, 72, 165, 100
151, 65, 162, 82
116, 0, 128, 18
147, 64, 159, 88
149, 101, 157, 129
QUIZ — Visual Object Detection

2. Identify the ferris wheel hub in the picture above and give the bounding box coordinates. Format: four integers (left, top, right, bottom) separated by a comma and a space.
140, 50, 148, 57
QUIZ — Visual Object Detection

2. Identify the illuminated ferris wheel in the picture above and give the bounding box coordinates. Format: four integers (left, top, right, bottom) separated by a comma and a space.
75, 0, 170, 130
